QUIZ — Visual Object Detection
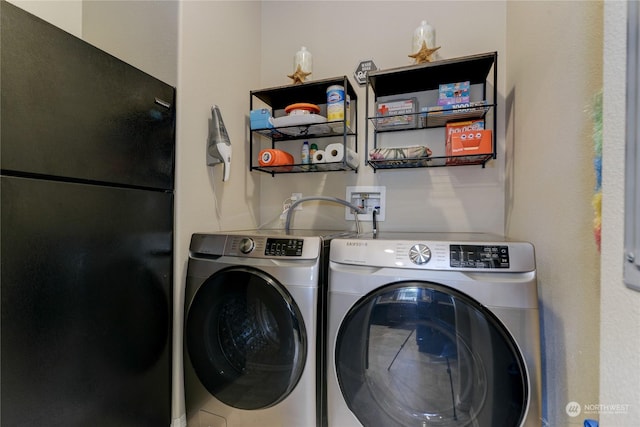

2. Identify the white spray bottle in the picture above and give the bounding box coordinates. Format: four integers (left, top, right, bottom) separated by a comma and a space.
207, 105, 232, 182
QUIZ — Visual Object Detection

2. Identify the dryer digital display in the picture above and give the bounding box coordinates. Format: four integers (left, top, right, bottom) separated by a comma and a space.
450, 244, 510, 268
265, 238, 304, 256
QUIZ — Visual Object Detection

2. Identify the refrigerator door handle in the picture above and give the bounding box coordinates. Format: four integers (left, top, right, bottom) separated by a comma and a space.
155, 97, 172, 109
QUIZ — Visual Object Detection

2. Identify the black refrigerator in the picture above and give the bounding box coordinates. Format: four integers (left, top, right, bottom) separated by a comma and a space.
1, 2, 174, 426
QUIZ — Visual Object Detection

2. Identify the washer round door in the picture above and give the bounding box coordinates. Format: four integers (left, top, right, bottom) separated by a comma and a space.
186, 266, 307, 410
336, 281, 528, 427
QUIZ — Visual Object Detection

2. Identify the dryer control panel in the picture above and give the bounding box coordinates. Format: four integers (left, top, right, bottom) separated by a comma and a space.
450, 245, 510, 269
330, 235, 535, 272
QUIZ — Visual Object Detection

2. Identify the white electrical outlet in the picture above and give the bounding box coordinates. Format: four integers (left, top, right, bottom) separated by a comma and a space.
280, 193, 303, 220
345, 186, 385, 221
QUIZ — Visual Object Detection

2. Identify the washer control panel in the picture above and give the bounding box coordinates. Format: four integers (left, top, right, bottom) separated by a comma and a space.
189, 233, 321, 260
225, 236, 311, 258
450, 244, 510, 269
264, 238, 304, 256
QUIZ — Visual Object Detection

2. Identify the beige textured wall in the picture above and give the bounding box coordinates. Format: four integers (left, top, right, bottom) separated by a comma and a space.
82, 0, 179, 87
506, 1, 603, 425
8, 0, 82, 36
173, 1, 262, 422
259, 1, 508, 235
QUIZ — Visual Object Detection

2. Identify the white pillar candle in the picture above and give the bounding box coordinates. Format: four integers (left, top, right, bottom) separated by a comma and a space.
412, 20, 436, 52
294, 46, 313, 77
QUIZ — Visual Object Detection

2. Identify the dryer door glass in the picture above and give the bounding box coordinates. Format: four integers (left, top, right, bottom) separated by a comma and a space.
336, 281, 527, 427
186, 267, 307, 410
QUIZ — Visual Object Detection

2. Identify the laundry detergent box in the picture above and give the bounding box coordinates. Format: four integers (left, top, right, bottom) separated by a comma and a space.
449, 129, 493, 165
445, 119, 485, 165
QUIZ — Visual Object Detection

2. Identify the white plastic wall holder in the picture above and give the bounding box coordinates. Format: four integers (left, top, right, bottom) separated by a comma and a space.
345, 186, 386, 221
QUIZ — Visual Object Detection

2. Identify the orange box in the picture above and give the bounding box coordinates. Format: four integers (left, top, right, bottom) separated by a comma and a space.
448, 129, 492, 165
445, 119, 484, 165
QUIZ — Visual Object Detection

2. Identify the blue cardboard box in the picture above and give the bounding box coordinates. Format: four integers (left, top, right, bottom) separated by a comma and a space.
250, 109, 274, 130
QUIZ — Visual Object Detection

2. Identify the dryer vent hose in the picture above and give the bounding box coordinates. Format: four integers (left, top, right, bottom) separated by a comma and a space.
284, 196, 365, 234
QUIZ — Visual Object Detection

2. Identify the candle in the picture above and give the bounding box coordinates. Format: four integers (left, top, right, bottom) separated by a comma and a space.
412, 20, 436, 53
294, 46, 312, 77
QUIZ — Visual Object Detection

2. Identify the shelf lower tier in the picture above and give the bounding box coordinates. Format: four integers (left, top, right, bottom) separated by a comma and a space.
252, 161, 357, 175
367, 153, 493, 170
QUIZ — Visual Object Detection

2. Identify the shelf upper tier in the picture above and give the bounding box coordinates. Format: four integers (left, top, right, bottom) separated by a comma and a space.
251, 76, 357, 110
253, 124, 355, 141
367, 52, 497, 98
370, 104, 492, 131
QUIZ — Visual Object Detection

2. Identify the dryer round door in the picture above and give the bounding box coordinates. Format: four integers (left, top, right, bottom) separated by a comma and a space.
335, 281, 528, 427
186, 266, 307, 410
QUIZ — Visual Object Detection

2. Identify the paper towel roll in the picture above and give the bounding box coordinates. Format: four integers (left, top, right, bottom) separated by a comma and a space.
312, 150, 326, 163
325, 143, 358, 168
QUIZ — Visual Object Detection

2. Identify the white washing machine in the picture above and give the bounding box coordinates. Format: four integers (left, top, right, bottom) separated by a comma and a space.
184, 230, 348, 427
327, 233, 542, 427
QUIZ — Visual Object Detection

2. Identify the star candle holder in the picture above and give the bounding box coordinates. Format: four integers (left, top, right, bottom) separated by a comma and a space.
288, 65, 312, 85
409, 41, 441, 64
289, 46, 312, 84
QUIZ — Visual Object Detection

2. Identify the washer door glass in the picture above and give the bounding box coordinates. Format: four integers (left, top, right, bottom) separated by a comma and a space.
336, 281, 528, 427
186, 267, 307, 410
